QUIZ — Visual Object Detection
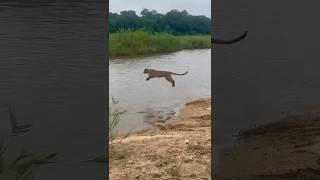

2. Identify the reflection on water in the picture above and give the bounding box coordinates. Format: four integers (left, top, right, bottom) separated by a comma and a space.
109, 49, 211, 132
0, 1, 106, 179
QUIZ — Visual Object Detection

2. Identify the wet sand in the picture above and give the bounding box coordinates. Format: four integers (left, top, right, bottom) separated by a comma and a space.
217, 112, 320, 180
109, 97, 211, 180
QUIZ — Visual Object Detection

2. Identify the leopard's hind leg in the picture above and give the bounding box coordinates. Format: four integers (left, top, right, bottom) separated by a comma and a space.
165, 76, 175, 87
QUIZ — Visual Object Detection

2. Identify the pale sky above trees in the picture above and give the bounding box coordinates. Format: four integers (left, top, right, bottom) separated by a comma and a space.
109, 0, 211, 18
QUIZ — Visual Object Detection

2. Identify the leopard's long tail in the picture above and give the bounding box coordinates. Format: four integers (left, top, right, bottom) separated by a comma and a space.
171, 71, 188, 75
212, 31, 248, 44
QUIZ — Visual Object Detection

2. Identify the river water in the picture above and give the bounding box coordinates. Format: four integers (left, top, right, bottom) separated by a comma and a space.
0, 1, 107, 179
109, 49, 211, 132
213, 0, 320, 149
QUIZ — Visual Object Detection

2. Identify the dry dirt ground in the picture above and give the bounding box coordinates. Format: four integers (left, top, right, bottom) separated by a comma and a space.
217, 112, 320, 180
109, 97, 211, 180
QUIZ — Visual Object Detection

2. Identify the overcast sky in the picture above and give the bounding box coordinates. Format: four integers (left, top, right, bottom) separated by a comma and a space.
109, 0, 211, 18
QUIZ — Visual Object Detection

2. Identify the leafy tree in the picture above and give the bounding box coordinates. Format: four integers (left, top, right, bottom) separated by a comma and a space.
109, 9, 210, 35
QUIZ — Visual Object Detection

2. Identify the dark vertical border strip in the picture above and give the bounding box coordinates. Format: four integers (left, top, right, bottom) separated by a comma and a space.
106, 0, 110, 179
211, 0, 216, 179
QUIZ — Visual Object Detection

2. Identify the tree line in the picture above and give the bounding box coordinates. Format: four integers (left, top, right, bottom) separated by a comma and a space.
109, 9, 211, 35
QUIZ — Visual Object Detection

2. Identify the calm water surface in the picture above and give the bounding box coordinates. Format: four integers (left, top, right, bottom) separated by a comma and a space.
109, 49, 211, 132
214, 0, 320, 149
0, 1, 106, 179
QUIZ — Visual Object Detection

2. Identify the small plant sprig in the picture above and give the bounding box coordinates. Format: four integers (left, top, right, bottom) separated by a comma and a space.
109, 96, 127, 143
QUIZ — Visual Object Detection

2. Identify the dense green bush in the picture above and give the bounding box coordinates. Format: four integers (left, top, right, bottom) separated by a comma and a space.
109, 30, 210, 58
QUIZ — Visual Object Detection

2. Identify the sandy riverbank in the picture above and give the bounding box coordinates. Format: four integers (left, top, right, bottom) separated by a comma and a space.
217, 112, 320, 180
109, 97, 211, 180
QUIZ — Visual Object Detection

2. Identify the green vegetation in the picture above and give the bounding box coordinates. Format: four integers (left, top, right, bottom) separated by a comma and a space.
109, 97, 131, 161
109, 30, 210, 59
109, 96, 127, 142
109, 9, 211, 58
109, 9, 210, 35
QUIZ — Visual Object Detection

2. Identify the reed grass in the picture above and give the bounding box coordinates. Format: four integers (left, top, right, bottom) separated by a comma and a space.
109, 96, 127, 143
109, 30, 210, 59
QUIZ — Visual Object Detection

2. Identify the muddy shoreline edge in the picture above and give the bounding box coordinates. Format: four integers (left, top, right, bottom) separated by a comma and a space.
217, 111, 320, 180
